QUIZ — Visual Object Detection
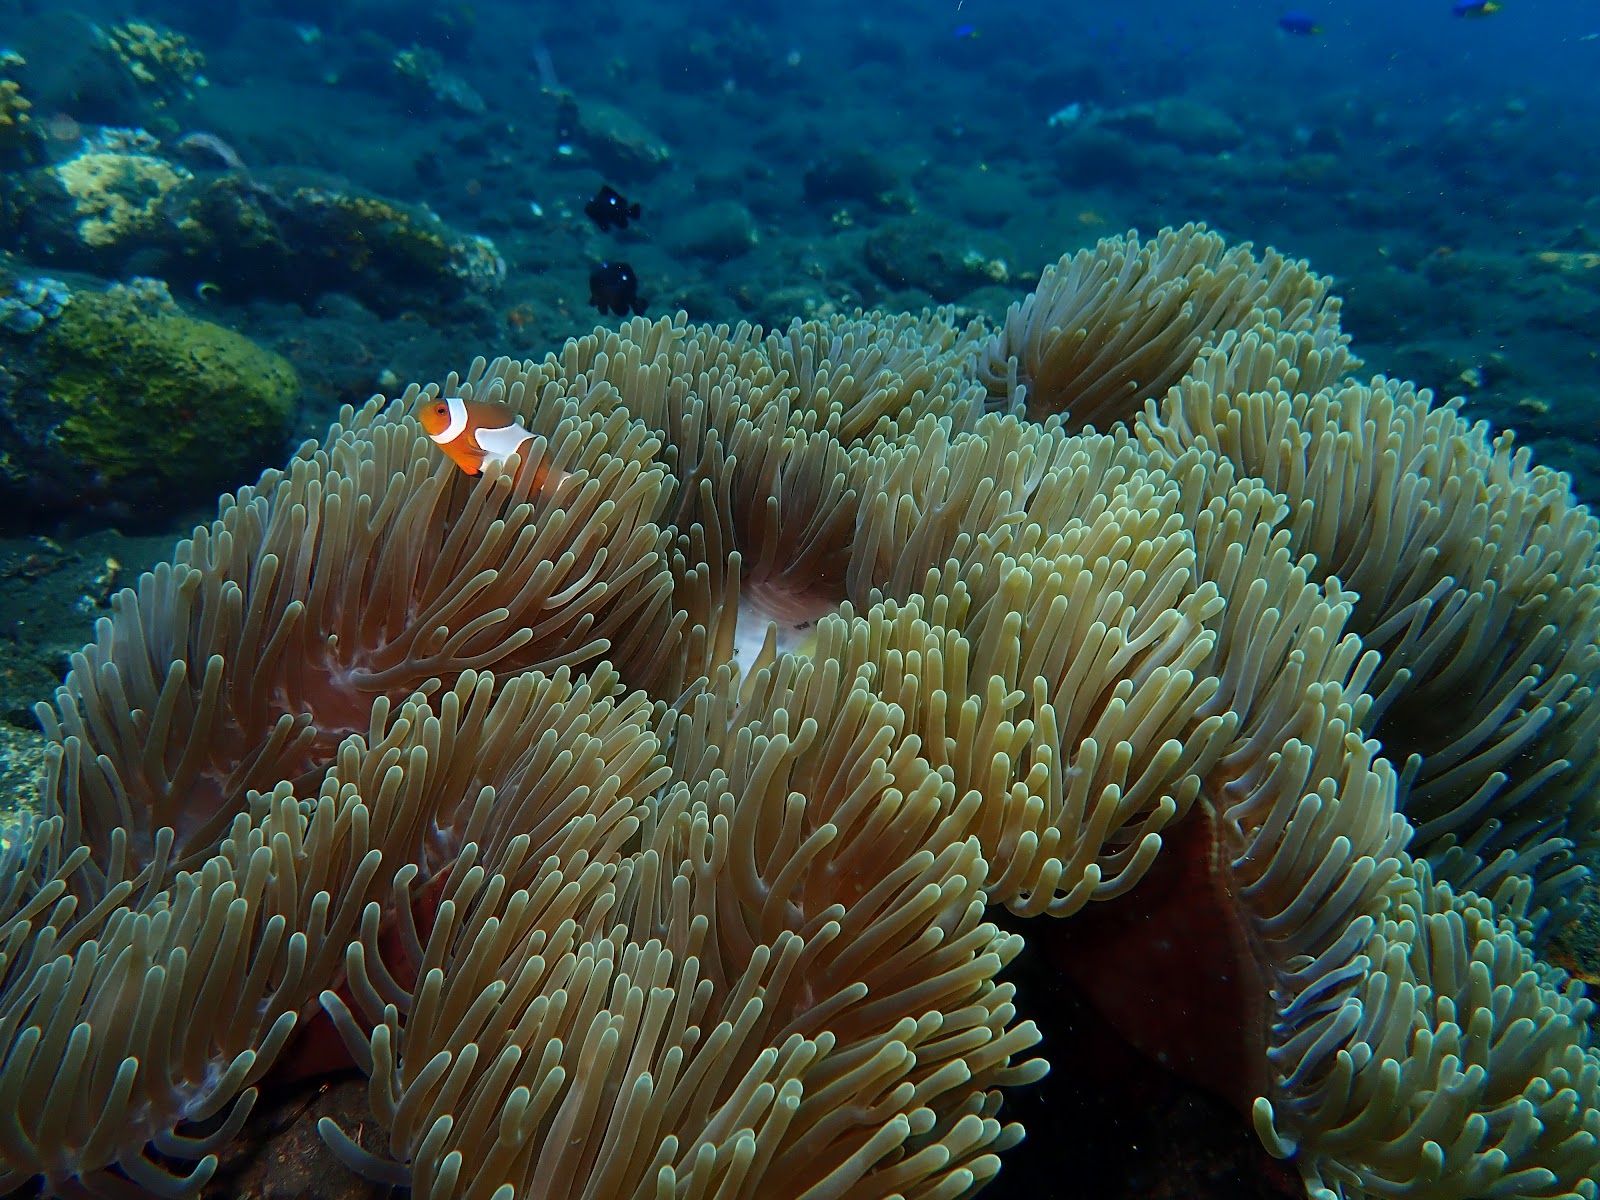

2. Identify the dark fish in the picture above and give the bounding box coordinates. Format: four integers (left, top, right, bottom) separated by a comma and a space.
1452, 0, 1499, 15
589, 261, 645, 316
1277, 11, 1322, 35
584, 186, 641, 231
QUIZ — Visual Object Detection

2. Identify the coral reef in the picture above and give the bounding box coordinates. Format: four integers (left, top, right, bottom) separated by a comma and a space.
0, 273, 68, 334
2, 226, 1598, 1200
0, 51, 36, 168
97, 20, 207, 105
56, 149, 192, 248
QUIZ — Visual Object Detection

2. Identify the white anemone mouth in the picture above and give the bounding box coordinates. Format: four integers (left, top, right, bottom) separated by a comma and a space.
732, 578, 841, 667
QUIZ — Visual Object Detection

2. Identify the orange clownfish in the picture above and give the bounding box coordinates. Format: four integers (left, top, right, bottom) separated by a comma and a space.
417, 395, 539, 476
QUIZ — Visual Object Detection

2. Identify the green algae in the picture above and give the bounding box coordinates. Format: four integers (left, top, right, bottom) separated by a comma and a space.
2, 281, 298, 511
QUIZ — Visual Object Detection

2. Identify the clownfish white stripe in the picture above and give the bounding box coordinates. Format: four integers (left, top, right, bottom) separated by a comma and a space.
476, 422, 535, 465
430, 396, 470, 445
415, 394, 548, 478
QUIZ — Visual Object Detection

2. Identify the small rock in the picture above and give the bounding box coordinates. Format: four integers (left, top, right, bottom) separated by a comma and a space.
864, 216, 1011, 302
803, 147, 902, 209
1095, 97, 1243, 154
571, 100, 671, 181
663, 200, 758, 261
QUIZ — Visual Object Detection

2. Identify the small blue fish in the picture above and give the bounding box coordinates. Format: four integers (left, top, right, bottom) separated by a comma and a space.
952, 23, 980, 40
1452, 0, 1500, 15
1278, 12, 1323, 35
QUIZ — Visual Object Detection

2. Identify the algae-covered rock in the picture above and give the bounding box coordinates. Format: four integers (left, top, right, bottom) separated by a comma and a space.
182, 177, 506, 311
4, 134, 504, 315
0, 277, 298, 519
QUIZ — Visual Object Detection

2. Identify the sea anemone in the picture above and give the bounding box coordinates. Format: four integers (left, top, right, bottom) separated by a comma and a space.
4, 226, 1599, 1200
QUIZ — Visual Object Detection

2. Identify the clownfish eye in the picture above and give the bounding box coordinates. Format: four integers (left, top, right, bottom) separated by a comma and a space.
434, 404, 447, 415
